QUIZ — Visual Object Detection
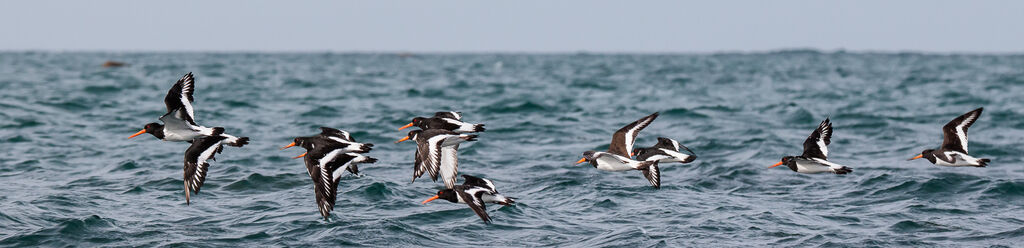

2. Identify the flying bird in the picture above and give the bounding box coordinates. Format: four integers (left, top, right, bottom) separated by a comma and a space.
769, 117, 853, 174
129, 72, 248, 147
575, 112, 662, 188
633, 137, 697, 164
909, 108, 990, 167
421, 175, 515, 224
396, 129, 478, 189
398, 111, 485, 133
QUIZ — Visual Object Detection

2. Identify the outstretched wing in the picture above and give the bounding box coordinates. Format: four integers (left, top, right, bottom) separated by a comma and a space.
434, 111, 462, 120
438, 145, 460, 189
164, 72, 196, 125
182, 136, 225, 204
318, 127, 354, 142
458, 187, 492, 223
608, 112, 659, 157
941, 108, 982, 153
461, 175, 497, 194
801, 117, 832, 160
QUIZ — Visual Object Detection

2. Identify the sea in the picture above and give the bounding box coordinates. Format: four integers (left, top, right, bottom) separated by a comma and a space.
0, 51, 1022, 247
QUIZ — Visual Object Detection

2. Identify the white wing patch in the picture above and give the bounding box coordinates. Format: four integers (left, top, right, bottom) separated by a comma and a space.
439, 146, 459, 189
955, 113, 977, 153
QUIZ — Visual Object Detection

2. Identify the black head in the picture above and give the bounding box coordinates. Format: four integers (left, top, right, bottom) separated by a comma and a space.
781, 156, 795, 164
411, 117, 426, 127
436, 189, 458, 203
633, 147, 650, 158
396, 130, 423, 143
576, 151, 598, 167
293, 137, 317, 150
129, 122, 164, 139
909, 149, 935, 162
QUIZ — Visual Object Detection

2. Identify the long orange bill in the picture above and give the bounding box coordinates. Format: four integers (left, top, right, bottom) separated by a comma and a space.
908, 154, 924, 160
398, 122, 415, 130
128, 129, 146, 139
575, 158, 587, 164
395, 136, 410, 143
281, 142, 296, 150
769, 161, 784, 168
630, 152, 635, 157
421, 195, 440, 204
292, 152, 306, 159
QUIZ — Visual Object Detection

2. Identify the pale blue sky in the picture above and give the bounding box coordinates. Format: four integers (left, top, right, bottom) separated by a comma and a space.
2, 0, 1022, 53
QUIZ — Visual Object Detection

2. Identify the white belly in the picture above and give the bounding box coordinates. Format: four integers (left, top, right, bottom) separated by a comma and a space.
595, 156, 636, 171
794, 160, 832, 174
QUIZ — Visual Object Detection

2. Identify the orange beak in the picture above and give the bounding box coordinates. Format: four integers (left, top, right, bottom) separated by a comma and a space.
421, 195, 440, 204
395, 136, 410, 143
292, 152, 306, 159
128, 129, 146, 139
281, 142, 296, 150
630, 152, 635, 157
575, 158, 587, 164
908, 154, 924, 160
769, 161, 784, 168
398, 122, 414, 130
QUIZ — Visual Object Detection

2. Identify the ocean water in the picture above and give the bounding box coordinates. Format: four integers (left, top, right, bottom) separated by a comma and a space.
0, 51, 1022, 247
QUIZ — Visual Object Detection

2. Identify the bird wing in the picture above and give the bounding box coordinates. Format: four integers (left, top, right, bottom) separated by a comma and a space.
182, 136, 225, 204
459, 187, 492, 223
801, 117, 832, 160
318, 127, 354, 142
461, 175, 497, 194
609, 112, 659, 157
164, 72, 197, 125
434, 111, 462, 120
439, 144, 460, 189
941, 108, 982, 153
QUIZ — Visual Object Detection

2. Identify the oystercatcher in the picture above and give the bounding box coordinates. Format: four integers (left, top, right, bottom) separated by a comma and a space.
633, 137, 697, 164
770, 117, 853, 174
288, 141, 377, 220
183, 135, 226, 205
395, 129, 478, 189
128, 72, 248, 147
575, 112, 662, 188
421, 175, 515, 224
909, 108, 990, 167
282, 127, 373, 174
398, 111, 485, 133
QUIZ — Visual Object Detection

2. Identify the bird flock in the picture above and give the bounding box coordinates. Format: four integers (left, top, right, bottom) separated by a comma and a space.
129, 73, 992, 223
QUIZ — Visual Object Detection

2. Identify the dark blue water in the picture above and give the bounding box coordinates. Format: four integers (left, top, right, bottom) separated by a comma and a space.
1, 51, 1022, 247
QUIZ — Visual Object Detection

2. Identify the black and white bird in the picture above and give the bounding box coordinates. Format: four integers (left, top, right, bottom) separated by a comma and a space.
183, 135, 227, 205
421, 175, 515, 224
770, 117, 853, 174
398, 111, 485, 133
909, 108, 990, 167
395, 129, 478, 189
575, 112, 662, 188
129, 72, 249, 147
282, 128, 373, 175
288, 140, 377, 220
633, 137, 697, 164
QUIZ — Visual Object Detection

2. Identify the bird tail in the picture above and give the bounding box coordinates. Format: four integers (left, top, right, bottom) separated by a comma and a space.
473, 124, 486, 132
461, 134, 478, 142
977, 158, 990, 167
226, 136, 249, 147
495, 195, 516, 205
211, 127, 225, 136
640, 161, 661, 189
832, 166, 853, 174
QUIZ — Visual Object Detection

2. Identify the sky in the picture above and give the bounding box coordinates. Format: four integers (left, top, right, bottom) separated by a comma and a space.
1, 0, 1022, 53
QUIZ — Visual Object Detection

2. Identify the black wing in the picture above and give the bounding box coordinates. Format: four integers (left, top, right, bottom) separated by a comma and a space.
434, 111, 462, 120
461, 175, 497, 194
458, 188, 491, 223
941, 108, 982, 153
801, 117, 832, 160
164, 72, 196, 125
318, 127, 354, 142
182, 136, 225, 205
608, 112, 659, 157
